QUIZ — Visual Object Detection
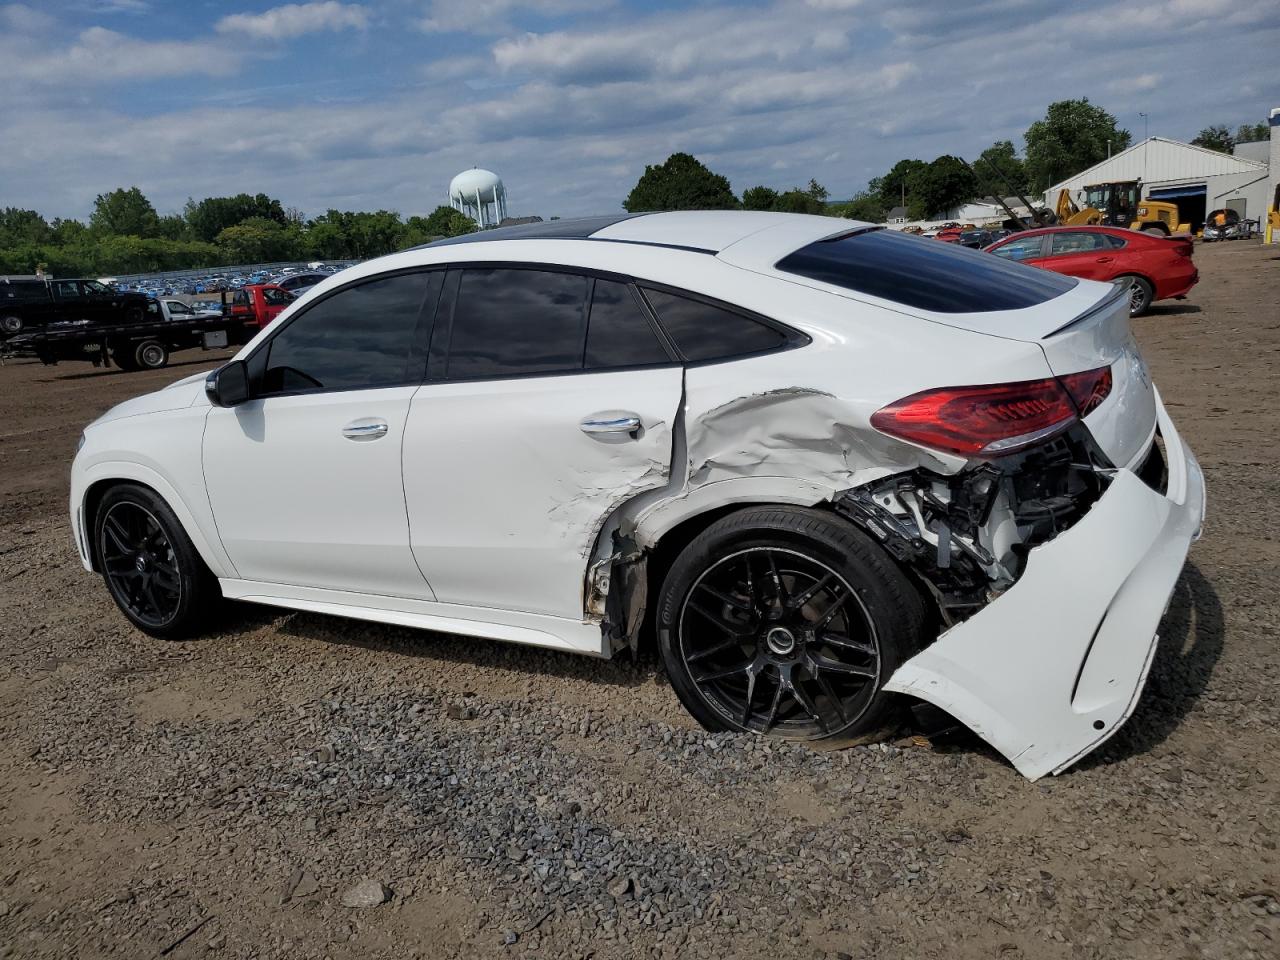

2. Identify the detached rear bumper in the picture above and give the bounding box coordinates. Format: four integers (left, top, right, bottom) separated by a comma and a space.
883, 388, 1204, 780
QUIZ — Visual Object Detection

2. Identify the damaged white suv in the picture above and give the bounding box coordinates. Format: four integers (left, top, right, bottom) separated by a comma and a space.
70, 212, 1204, 780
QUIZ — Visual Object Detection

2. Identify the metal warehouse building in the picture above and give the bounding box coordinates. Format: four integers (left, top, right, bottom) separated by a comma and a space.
1044, 136, 1269, 232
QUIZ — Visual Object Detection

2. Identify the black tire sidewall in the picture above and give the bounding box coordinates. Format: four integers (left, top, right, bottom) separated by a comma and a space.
655, 505, 927, 747
135, 340, 168, 369
1123, 275, 1153, 316
95, 483, 215, 639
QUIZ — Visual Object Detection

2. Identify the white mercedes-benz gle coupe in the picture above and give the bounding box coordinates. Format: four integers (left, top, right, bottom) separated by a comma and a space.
70, 211, 1204, 780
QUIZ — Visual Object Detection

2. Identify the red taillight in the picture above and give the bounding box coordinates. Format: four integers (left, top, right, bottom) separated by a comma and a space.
1059, 365, 1112, 417
870, 365, 1113, 458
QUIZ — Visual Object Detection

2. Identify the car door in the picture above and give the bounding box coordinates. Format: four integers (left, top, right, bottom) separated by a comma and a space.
1036, 231, 1123, 280
402, 267, 683, 620
203, 269, 442, 598
50, 279, 87, 323
260, 286, 295, 324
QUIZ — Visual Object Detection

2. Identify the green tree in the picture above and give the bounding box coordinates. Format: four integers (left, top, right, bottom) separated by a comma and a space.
869, 159, 926, 210
186, 193, 287, 242
975, 140, 1030, 195
907, 155, 978, 220
0, 208, 52, 246
89, 187, 161, 238
1023, 99, 1131, 191
1191, 124, 1234, 154
1236, 121, 1269, 144
623, 153, 738, 212
215, 217, 302, 263
422, 205, 477, 238
50, 218, 89, 246
157, 213, 194, 241
838, 192, 887, 222
740, 185, 779, 211
773, 180, 829, 215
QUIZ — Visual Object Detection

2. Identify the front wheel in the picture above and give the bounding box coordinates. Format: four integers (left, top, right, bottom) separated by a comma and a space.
95, 483, 220, 639
656, 506, 927, 747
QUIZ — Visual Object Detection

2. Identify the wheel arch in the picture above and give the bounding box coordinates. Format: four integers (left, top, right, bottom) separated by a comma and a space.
77, 463, 235, 579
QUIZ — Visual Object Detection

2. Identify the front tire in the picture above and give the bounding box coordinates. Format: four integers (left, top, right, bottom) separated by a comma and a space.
95, 483, 220, 639
656, 506, 927, 748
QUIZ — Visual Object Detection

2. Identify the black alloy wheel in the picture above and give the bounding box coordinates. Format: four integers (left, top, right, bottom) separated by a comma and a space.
679, 546, 880, 737
100, 500, 183, 629
95, 483, 219, 639
657, 506, 927, 747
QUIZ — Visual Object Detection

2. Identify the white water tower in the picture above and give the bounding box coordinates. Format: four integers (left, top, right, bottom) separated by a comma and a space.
449, 168, 508, 228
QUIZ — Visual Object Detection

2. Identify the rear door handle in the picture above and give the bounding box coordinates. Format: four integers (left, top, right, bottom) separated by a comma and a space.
342, 418, 389, 441
580, 411, 642, 437
1095, 256, 1114, 263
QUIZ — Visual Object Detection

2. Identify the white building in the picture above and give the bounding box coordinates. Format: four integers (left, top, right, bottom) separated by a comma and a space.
1043, 136, 1269, 231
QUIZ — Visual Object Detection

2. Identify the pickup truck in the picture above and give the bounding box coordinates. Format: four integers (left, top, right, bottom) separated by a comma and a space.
0, 276, 153, 338
227, 283, 296, 330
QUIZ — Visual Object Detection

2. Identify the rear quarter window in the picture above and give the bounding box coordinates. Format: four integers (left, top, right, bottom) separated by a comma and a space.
776, 228, 1077, 313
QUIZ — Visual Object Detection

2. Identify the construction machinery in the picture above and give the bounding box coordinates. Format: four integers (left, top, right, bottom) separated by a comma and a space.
1267, 183, 1280, 244
1053, 180, 1192, 236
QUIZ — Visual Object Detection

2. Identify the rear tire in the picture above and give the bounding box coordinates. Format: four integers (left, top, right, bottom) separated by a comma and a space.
655, 506, 928, 749
1121, 275, 1154, 316
1, 315, 21, 334
134, 339, 169, 370
95, 483, 220, 640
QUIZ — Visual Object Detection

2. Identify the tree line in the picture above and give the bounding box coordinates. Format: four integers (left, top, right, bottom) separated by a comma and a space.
1191, 121, 1270, 155
626, 99, 1141, 223
0, 191, 478, 277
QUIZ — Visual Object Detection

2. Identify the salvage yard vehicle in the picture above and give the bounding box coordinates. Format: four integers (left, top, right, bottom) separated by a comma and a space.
6, 296, 242, 370
1, 275, 153, 338
70, 211, 1204, 781
227, 283, 295, 330
985, 225, 1198, 316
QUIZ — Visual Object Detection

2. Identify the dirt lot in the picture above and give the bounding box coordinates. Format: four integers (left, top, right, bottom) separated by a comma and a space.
1, 242, 1277, 959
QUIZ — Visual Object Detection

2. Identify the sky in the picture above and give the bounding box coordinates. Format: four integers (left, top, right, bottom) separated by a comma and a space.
3, 0, 1277, 223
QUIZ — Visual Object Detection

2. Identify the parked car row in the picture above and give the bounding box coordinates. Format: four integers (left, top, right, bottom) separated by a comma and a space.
112, 262, 349, 300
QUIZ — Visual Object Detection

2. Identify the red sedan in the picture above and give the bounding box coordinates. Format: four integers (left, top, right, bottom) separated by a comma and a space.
984, 225, 1198, 316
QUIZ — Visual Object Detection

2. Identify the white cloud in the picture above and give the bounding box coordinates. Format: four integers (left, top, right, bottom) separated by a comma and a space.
216, 2, 370, 40
418, 0, 610, 34
2, 27, 239, 86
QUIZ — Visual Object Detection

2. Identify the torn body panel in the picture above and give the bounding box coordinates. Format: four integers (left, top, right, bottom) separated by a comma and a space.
881, 392, 1203, 779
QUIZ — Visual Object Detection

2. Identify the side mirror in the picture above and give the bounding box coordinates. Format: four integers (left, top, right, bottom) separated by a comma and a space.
205, 360, 250, 407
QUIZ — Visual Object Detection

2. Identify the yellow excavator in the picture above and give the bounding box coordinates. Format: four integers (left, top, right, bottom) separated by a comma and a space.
1054, 180, 1192, 236
1267, 183, 1280, 244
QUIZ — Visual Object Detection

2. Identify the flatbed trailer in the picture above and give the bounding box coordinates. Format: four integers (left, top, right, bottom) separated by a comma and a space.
1, 312, 250, 371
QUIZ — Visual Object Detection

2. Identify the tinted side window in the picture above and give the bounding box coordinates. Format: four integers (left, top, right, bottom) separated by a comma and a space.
777, 228, 1077, 312
263, 287, 294, 305
642, 288, 787, 362
1050, 232, 1110, 255
262, 272, 433, 394
990, 235, 1045, 261
447, 268, 587, 380
585, 279, 670, 369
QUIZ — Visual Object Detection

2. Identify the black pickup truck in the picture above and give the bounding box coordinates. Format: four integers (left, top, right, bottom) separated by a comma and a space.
0, 276, 153, 338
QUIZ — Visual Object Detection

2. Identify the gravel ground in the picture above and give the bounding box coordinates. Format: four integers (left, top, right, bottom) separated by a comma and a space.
1, 241, 1277, 959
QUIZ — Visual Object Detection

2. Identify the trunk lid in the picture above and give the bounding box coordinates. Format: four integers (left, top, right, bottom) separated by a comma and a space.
1038, 281, 1156, 469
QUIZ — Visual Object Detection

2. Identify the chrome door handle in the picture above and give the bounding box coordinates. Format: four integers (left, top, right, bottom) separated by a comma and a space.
580, 412, 642, 436
342, 419, 389, 441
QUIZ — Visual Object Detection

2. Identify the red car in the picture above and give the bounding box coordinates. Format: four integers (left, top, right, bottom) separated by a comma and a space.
984, 225, 1197, 316
229, 284, 295, 329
